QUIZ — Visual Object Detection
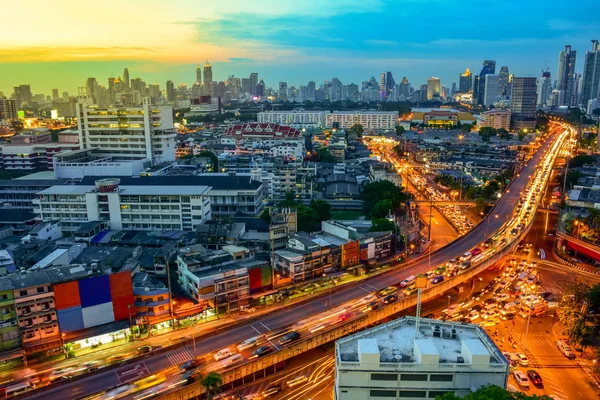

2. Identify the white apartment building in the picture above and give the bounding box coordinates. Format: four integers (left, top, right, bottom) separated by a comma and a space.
335, 317, 509, 400
76, 97, 176, 163
324, 111, 398, 130
479, 109, 511, 131
257, 109, 325, 128
36, 178, 211, 233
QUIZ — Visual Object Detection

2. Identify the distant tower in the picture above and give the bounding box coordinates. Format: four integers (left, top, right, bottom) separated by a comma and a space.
196, 65, 202, 85
123, 68, 130, 88
459, 68, 472, 93
557, 45, 577, 106
203, 61, 213, 96
498, 66, 509, 97
166, 80, 175, 101
582, 40, 600, 106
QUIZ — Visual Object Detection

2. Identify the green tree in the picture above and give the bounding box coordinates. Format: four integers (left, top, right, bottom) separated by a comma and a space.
517, 130, 528, 141
478, 127, 496, 142
569, 154, 596, 168
296, 205, 321, 232
197, 151, 219, 171
370, 218, 395, 232
497, 128, 511, 140
435, 385, 553, 399
348, 123, 364, 138
395, 126, 405, 136
279, 192, 297, 207
372, 199, 394, 219
361, 180, 409, 216
201, 371, 223, 400
317, 147, 336, 163
259, 208, 271, 224
309, 199, 332, 221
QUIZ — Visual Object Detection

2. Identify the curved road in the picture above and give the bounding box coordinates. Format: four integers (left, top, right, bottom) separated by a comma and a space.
29, 128, 564, 399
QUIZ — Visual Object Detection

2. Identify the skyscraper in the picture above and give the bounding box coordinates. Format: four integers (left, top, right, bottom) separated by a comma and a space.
13, 85, 32, 107
203, 61, 213, 96
196, 65, 202, 85
510, 77, 537, 129
86, 77, 97, 103
279, 82, 288, 101
385, 71, 395, 97
166, 80, 175, 101
307, 81, 316, 101
426, 77, 441, 100
52, 89, 59, 100
399, 77, 410, 100
123, 68, 130, 88
459, 68, 472, 93
582, 40, 600, 106
250, 73, 258, 96
483, 74, 499, 106
332, 78, 342, 101
537, 70, 552, 108
380, 73, 386, 98
477, 60, 496, 105
256, 79, 265, 97
557, 45, 577, 106
498, 66, 509, 97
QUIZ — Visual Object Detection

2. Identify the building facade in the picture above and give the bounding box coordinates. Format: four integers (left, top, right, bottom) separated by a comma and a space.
557, 45, 577, 106
257, 110, 325, 128
479, 110, 511, 131
324, 112, 398, 130
510, 77, 537, 130
0, 99, 17, 121
582, 40, 600, 107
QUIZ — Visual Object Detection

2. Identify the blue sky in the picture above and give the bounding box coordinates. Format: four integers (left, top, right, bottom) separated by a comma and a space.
1, 0, 600, 94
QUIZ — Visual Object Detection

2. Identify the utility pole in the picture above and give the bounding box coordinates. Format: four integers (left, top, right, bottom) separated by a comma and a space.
166, 261, 174, 328
428, 199, 433, 242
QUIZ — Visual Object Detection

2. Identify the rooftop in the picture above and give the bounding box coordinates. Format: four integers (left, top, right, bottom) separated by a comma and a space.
77, 175, 262, 191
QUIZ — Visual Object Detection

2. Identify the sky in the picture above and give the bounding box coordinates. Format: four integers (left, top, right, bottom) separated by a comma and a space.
2, 0, 600, 96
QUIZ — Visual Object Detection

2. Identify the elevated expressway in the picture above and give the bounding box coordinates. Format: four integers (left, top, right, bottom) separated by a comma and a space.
28, 124, 570, 400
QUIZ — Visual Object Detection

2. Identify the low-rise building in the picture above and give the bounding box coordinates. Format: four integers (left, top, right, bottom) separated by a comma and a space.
257, 109, 325, 128
0, 278, 19, 351
324, 111, 398, 130
335, 317, 509, 400
480, 109, 511, 131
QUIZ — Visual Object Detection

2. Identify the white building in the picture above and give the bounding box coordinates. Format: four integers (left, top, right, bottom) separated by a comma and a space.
36, 178, 211, 233
76, 97, 176, 163
479, 110, 511, 131
483, 74, 499, 107
335, 317, 509, 400
324, 111, 398, 130
257, 109, 325, 128
587, 98, 600, 116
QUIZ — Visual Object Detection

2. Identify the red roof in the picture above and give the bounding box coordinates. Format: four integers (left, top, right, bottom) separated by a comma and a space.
223, 123, 301, 139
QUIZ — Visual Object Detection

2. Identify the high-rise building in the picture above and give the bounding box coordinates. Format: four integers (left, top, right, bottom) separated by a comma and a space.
426, 77, 441, 100
166, 80, 175, 101
86, 77, 97, 103
472, 75, 480, 104
497, 66, 509, 97
399, 77, 410, 100
537, 70, 552, 108
510, 77, 537, 129
582, 40, 600, 106
451, 82, 457, 95
196, 65, 202, 85
419, 84, 428, 102
52, 89, 59, 100
477, 60, 496, 105
250, 73, 259, 96
123, 68, 130, 88
385, 71, 395, 97
459, 68, 472, 93
0, 99, 17, 120
380, 73, 386, 98
256, 79, 265, 97
307, 81, 316, 101
13, 85, 32, 107
278, 82, 288, 101
557, 45, 577, 106
149, 84, 161, 102
483, 74, 499, 106
203, 61, 213, 96
332, 78, 342, 101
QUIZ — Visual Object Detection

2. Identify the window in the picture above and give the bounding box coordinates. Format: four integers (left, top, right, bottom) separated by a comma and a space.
370, 390, 396, 397
428, 391, 447, 398
429, 374, 453, 382
371, 373, 398, 381
400, 374, 428, 381
37, 287, 45, 293
399, 391, 426, 398
19, 290, 27, 297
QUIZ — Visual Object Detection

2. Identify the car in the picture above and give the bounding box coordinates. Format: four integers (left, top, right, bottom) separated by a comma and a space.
468, 310, 480, 321
431, 275, 444, 284
252, 346, 273, 358
513, 370, 530, 388
214, 348, 233, 361
237, 336, 260, 352
364, 301, 380, 313
516, 353, 529, 366
501, 312, 516, 321
503, 352, 518, 366
527, 370, 543, 386
48, 367, 76, 382
181, 358, 203, 371
106, 354, 128, 364
472, 291, 483, 301
425, 270, 435, 279
262, 384, 283, 397
279, 331, 301, 345
399, 275, 416, 288
287, 375, 308, 388
383, 294, 398, 304
136, 345, 153, 355
483, 298, 496, 305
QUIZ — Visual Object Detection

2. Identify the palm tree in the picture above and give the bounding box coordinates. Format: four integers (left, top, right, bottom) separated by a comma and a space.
201, 371, 223, 400
587, 208, 600, 231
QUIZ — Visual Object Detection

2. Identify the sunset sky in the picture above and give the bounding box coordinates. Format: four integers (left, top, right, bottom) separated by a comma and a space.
2, 0, 599, 95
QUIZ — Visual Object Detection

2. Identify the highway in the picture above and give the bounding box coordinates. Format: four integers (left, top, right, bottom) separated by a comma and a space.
26, 124, 569, 400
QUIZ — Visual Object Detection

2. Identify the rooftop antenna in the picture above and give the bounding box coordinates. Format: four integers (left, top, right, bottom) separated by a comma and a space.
414, 274, 428, 337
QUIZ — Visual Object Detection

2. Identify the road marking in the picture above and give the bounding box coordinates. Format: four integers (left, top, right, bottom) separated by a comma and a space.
165, 347, 194, 365
116, 362, 150, 384
364, 283, 378, 291
358, 286, 372, 294
259, 322, 270, 331
539, 248, 546, 259
250, 324, 263, 335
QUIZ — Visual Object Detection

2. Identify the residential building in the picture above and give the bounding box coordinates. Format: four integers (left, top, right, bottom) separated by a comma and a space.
483, 74, 499, 106
557, 45, 577, 106
324, 111, 398, 130
582, 40, 600, 107
537, 70, 552, 108
479, 110, 511, 131
14, 85, 32, 107
166, 80, 175, 102
458, 69, 472, 93
76, 98, 176, 163
257, 110, 325, 128
132, 272, 171, 326
269, 208, 298, 250
0, 278, 19, 351
498, 66, 509, 97
510, 77, 537, 130
334, 317, 509, 400
426, 77, 441, 100
0, 99, 17, 120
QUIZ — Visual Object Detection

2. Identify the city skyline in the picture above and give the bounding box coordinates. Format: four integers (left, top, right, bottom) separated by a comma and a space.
2, 0, 600, 95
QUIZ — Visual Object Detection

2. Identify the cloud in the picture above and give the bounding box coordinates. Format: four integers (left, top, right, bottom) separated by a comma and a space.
228, 57, 254, 63
0, 46, 158, 62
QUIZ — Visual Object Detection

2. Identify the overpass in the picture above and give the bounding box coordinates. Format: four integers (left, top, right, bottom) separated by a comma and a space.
26, 124, 569, 400
556, 228, 600, 261
411, 200, 485, 206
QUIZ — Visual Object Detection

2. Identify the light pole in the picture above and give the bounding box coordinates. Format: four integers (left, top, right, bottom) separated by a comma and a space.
192, 325, 199, 355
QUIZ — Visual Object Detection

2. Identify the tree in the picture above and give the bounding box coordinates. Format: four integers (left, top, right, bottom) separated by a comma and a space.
569, 154, 596, 168
201, 371, 223, 400
348, 123, 364, 138
259, 208, 271, 224
395, 126, 405, 136
497, 128, 511, 140
435, 385, 553, 399
317, 147, 336, 163
309, 199, 332, 221
370, 218, 395, 232
478, 127, 496, 142
197, 151, 218, 171
565, 170, 583, 189
296, 205, 321, 232
517, 130, 528, 141
372, 199, 394, 219
279, 192, 297, 207
361, 180, 409, 216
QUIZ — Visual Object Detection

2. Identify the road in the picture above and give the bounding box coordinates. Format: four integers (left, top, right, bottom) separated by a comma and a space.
27, 125, 567, 399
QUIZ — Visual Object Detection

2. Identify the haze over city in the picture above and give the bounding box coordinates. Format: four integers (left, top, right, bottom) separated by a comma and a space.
2, 0, 600, 94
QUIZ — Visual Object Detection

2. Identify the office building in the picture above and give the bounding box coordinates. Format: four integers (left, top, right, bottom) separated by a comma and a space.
257, 110, 324, 128
278, 82, 288, 101
587, 98, 600, 116
123, 68, 130, 88
334, 317, 509, 400
557, 45, 577, 106
166, 80, 175, 102
324, 111, 398, 130
458, 69, 472, 93
476, 60, 496, 105
399, 78, 410, 100
479, 109, 511, 131
0, 99, 17, 120
483, 74, 499, 106
52, 89, 59, 101
75, 98, 176, 163
13, 85, 32, 108
510, 77, 537, 130
203, 61, 213, 96
426, 77, 441, 100
537, 70, 552, 108
307, 81, 316, 101
498, 66, 509, 97
582, 40, 600, 106
385, 72, 395, 97
250, 73, 259, 96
